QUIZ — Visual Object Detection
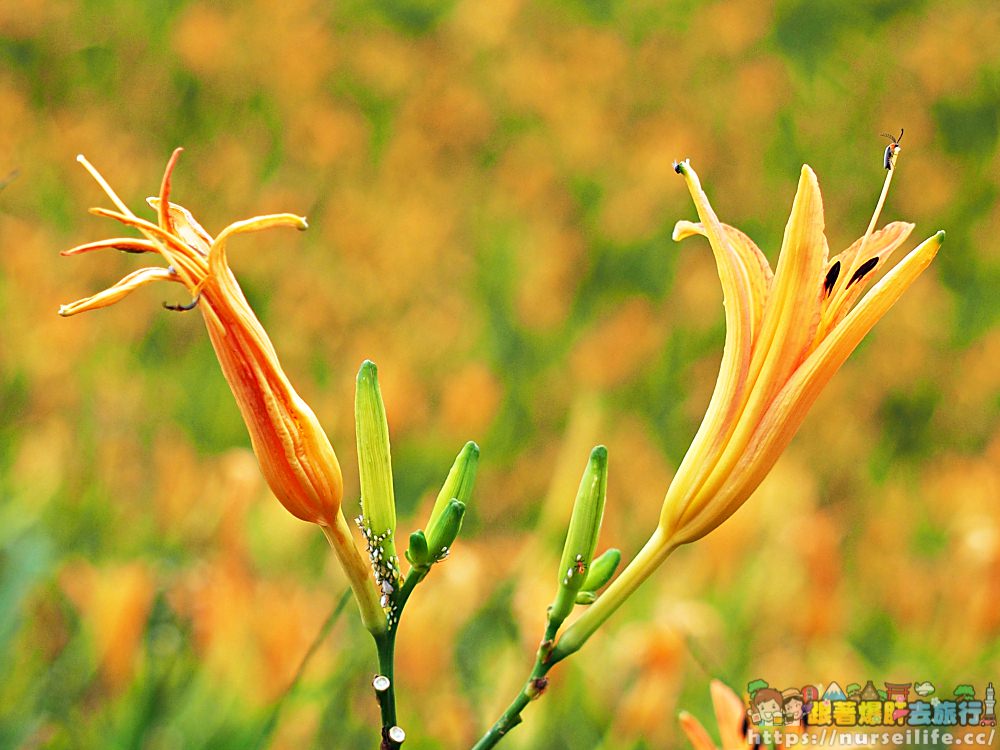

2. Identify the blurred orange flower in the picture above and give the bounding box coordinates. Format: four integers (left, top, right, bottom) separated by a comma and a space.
679, 680, 750, 750
59, 150, 385, 634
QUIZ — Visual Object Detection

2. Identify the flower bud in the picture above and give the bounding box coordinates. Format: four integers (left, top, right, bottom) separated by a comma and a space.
574, 548, 621, 604
355, 360, 399, 599
548, 446, 608, 628
425, 498, 466, 562
427, 441, 479, 534
405, 530, 430, 568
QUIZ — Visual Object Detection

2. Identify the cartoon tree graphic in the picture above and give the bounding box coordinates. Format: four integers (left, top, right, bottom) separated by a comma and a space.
954, 685, 976, 700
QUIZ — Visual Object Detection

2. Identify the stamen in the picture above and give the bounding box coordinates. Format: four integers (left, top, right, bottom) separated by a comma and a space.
841, 136, 901, 292
846, 257, 879, 288
823, 261, 841, 297
163, 293, 202, 312
76, 155, 135, 218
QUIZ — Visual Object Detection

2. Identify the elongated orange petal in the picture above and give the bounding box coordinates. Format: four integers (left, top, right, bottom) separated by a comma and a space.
660, 163, 756, 534
674, 231, 943, 543
61, 238, 161, 256
157, 148, 184, 234
672, 166, 827, 534
58, 267, 180, 316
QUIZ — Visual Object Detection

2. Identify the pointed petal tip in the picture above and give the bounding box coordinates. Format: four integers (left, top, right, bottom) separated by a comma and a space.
934, 229, 945, 243
297, 216, 309, 231
672, 219, 700, 242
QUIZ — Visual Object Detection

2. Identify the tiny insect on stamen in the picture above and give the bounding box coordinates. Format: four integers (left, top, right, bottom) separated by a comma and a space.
881, 128, 904, 170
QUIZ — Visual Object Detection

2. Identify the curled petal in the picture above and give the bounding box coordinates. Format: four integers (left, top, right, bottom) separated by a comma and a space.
672, 220, 772, 341
208, 213, 309, 272
58, 267, 180, 317
156, 147, 184, 233
61, 238, 161, 256
661, 163, 756, 535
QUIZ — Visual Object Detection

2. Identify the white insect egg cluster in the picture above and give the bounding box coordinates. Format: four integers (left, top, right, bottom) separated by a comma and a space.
562, 554, 586, 586
355, 513, 400, 613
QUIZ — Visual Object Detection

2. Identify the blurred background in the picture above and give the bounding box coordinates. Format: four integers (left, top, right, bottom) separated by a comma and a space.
1, 0, 998, 748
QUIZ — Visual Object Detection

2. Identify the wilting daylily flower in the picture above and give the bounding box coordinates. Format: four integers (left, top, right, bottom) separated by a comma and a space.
60, 149, 385, 634
553, 156, 942, 659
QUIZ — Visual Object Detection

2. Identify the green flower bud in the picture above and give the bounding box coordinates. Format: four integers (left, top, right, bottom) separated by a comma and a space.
355, 360, 399, 600
427, 441, 479, 534
548, 446, 608, 628
574, 548, 620, 604
406, 530, 430, 568
426, 498, 466, 561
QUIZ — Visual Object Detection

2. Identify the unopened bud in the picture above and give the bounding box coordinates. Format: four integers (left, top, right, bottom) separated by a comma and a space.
405, 529, 430, 568
425, 498, 466, 561
548, 446, 608, 628
355, 360, 399, 593
427, 441, 479, 534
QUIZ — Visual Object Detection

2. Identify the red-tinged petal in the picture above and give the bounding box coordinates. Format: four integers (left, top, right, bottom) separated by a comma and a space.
58, 267, 179, 316
157, 148, 184, 233
61, 238, 161, 256
674, 231, 943, 544
660, 163, 755, 536
679, 711, 720, 750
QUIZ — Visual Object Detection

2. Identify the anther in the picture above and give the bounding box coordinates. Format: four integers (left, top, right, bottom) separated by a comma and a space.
823, 261, 841, 297
163, 293, 201, 312
847, 257, 879, 288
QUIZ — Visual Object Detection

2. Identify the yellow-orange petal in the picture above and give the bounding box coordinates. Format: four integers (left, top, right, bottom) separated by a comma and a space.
58, 267, 180, 316
661, 163, 755, 534
674, 231, 943, 543
672, 220, 773, 341
61, 238, 160, 256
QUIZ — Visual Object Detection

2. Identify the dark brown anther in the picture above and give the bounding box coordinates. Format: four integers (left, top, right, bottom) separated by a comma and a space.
163, 293, 201, 312
823, 261, 841, 297
847, 257, 879, 288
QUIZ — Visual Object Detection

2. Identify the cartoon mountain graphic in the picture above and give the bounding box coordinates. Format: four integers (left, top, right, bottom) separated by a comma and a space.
822, 681, 848, 701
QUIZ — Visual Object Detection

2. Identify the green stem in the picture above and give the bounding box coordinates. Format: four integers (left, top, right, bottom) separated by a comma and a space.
470, 622, 562, 750
372, 566, 428, 749
472, 530, 678, 749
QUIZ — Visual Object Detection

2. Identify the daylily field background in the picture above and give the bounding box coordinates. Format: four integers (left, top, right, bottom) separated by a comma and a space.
1, 1, 999, 749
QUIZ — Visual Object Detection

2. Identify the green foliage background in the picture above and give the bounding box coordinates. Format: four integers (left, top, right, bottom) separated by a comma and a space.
1, 1, 998, 748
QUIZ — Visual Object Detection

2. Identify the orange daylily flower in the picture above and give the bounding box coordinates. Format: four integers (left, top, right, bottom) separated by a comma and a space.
554, 155, 942, 659
59, 149, 385, 634
658, 159, 943, 544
